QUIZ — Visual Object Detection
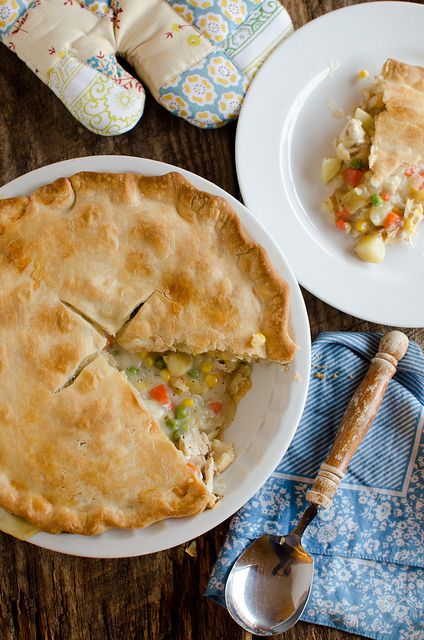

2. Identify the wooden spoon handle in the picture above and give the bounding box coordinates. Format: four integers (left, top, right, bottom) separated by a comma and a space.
306, 331, 409, 509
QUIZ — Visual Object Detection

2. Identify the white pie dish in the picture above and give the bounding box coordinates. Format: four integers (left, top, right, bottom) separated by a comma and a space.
236, 1, 424, 327
0, 156, 310, 558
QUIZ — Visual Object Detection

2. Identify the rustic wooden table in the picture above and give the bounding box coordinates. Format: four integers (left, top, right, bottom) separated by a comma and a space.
0, 1, 422, 638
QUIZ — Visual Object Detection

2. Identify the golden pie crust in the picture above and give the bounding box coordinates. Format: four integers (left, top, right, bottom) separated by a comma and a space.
371, 59, 424, 180
0, 171, 296, 535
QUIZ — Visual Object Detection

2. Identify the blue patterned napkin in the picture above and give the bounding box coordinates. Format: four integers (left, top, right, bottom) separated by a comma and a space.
206, 332, 424, 640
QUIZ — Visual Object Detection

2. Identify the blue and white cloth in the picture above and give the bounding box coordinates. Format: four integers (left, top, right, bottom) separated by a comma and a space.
206, 332, 424, 640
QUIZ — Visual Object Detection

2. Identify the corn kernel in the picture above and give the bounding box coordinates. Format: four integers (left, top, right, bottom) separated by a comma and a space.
205, 373, 219, 388
200, 360, 213, 374
358, 69, 369, 79
144, 355, 154, 367
405, 217, 414, 234
251, 332, 266, 348
160, 369, 171, 382
182, 397, 195, 408
137, 350, 147, 358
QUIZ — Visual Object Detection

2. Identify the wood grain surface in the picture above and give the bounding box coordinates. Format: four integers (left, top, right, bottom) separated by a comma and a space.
0, 1, 422, 639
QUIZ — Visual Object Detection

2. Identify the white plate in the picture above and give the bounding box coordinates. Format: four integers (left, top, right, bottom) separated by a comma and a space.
236, 1, 424, 328
0, 156, 310, 558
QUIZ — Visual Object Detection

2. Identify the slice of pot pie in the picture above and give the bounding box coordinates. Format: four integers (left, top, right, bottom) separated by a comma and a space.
0, 171, 296, 536
322, 59, 424, 263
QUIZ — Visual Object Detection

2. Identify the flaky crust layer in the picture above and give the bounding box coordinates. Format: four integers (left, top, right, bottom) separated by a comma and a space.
0, 171, 296, 535
370, 59, 424, 180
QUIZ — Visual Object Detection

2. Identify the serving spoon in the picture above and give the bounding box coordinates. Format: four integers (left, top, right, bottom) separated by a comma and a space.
225, 330, 409, 636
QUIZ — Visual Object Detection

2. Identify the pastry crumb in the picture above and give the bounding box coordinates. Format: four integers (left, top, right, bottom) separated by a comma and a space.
332, 372, 339, 379
294, 372, 302, 381
251, 332, 266, 348
185, 541, 197, 557
315, 373, 326, 380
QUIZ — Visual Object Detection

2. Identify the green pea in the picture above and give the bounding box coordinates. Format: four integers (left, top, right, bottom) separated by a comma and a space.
187, 368, 199, 378
126, 366, 139, 375
155, 357, 166, 370
350, 158, 363, 170
370, 194, 383, 207
174, 405, 189, 420
165, 417, 179, 430
179, 419, 190, 433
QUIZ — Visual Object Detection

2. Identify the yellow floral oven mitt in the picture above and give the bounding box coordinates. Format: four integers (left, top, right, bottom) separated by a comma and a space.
0, 0, 292, 135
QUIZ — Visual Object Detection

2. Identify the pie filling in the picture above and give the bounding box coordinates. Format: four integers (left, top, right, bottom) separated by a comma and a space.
322, 79, 424, 263
110, 343, 252, 506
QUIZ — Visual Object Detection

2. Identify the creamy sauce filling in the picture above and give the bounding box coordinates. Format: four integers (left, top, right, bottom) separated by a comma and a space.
109, 344, 252, 502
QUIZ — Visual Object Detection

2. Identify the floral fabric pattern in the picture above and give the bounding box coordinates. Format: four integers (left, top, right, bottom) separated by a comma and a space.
48, 52, 144, 135
207, 332, 424, 640
182, 74, 216, 104
159, 49, 248, 127
84, 0, 112, 18
207, 54, 239, 85
0, 0, 29, 36
167, 0, 264, 39
161, 0, 291, 126
171, 2, 194, 23
86, 51, 143, 92
197, 11, 228, 42
1, 0, 293, 131
218, 0, 247, 25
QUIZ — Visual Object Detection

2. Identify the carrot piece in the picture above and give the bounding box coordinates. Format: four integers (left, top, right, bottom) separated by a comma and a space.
404, 167, 415, 176
148, 384, 170, 405
335, 207, 350, 220
345, 168, 364, 187
383, 212, 402, 229
209, 401, 222, 414
335, 219, 349, 231
380, 193, 391, 202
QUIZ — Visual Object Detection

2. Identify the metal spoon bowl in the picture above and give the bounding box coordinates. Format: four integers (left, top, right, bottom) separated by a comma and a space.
225, 506, 317, 636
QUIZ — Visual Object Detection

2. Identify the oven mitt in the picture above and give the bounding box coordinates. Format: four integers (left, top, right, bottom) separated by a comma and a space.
0, 0, 146, 136
0, 0, 292, 135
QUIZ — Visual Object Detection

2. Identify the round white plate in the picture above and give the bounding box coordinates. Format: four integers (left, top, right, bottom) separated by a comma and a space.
236, 1, 424, 328
0, 156, 310, 558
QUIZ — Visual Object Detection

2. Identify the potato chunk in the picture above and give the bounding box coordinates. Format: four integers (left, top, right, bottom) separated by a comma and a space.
163, 352, 193, 376
354, 233, 386, 263
322, 157, 342, 184
354, 108, 374, 136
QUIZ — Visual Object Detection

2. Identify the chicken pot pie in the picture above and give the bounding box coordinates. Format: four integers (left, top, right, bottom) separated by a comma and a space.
0, 171, 296, 536
322, 59, 424, 263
